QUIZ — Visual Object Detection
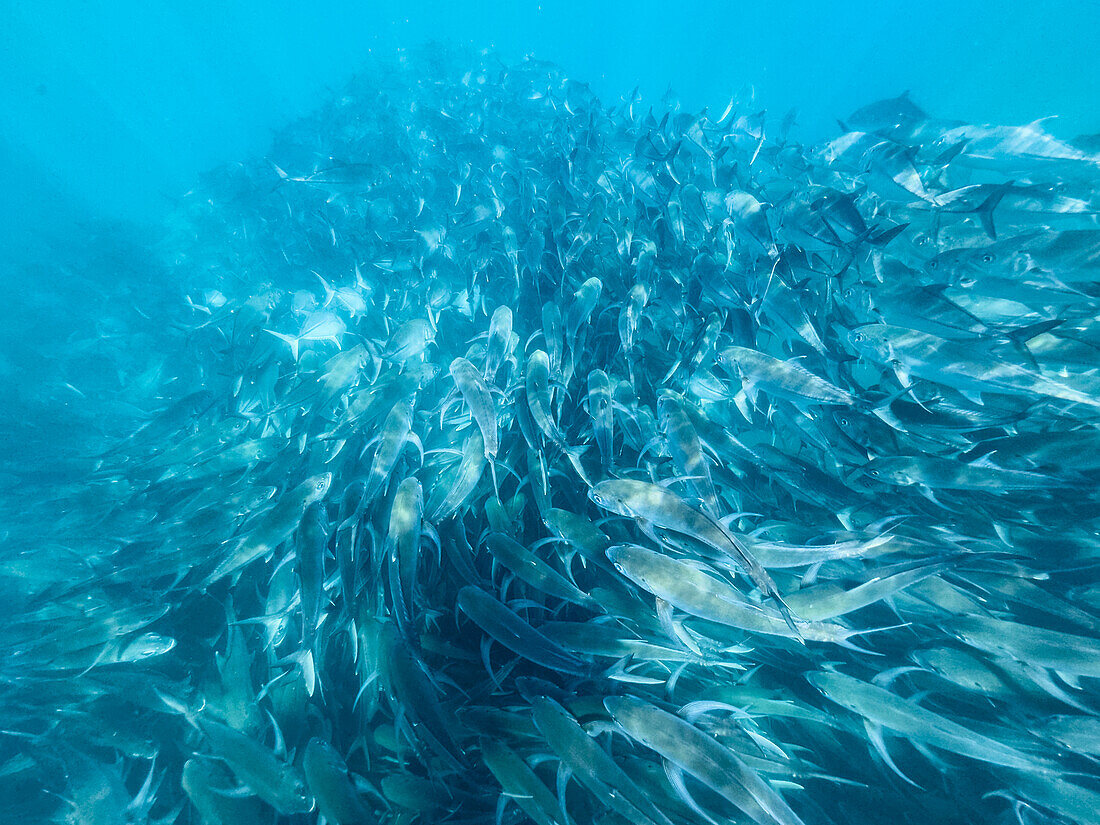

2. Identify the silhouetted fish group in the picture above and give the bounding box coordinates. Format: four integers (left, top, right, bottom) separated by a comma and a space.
2, 48, 1099, 825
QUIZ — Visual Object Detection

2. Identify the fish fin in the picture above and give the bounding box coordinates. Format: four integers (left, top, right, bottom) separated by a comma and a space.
1003, 318, 1063, 346
563, 446, 592, 487
975, 180, 1015, 240
733, 388, 753, 421
967, 454, 1002, 471
1055, 671, 1085, 691
663, 762, 726, 825
209, 784, 259, 799
478, 453, 498, 499
865, 721, 923, 789
932, 137, 970, 165
264, 329, 300, 361
773, 595, 805, 642
313, 270, 336, 307
868, 222, 909, 247
604, 656, 666, 686
871, 665, 923, 688
408, 432, 425, 466
255, 669, 295, 704
555, 764, 575, 825
153, 689, 202, 726
264, 707, 288, 758
351, 673, 379, 713
839, 621, 910, 654
957, 387, 985, 406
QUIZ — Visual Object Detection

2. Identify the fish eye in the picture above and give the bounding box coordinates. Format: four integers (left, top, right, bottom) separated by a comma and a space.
928, 260, 938, 270
591, 492, 603, 504
981, 253, 994, 263
838, 417, 849, 426
852, 332, 863, 342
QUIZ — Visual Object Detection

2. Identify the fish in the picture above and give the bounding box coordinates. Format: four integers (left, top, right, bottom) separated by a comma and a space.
483, 304, 514, 382
849, 323, 1100, 409
203, 472, 332, 586
586, 369, 615, 472
590, 479, 797, 630
531, 696, 675, 825
302, 738, 372, 825
525, 349, 590, 484
949, 614, 1100, 679
715, 345, 855, 408
808, 670, 1056, 773
196, 717, 313, 815
362, 399, 418, 500
606, 543, 866, 647
485, 532, 597, 609
385, 476, 423, 634
264, 311, 346, 361
450, 356, 500, 494
182, 759, 269, 825
456, 586, 589, 675
657, 391, 719, 513
425, 429, 486, 520
618, 282, 649, 356
605, 695, 806, 825
481, 739, 566, 825
382, 620, 464, 766
296, 501, 328, 650
846, 90, 928, 131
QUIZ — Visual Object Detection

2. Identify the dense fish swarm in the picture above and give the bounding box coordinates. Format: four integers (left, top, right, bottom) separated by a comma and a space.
4, 49, 1100, 825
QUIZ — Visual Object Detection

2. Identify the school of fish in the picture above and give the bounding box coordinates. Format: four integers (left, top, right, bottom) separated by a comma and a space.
2, 48, 1099, 825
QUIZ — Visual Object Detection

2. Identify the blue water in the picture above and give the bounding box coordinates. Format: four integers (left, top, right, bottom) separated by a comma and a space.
4, 6, 1100, 825
3, 1, 1099, 262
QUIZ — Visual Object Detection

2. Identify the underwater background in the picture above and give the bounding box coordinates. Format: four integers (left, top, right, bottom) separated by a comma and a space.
3, 3, 1100, 825
3, 0, 1100, 262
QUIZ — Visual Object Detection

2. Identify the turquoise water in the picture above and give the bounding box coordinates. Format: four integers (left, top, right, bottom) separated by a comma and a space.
3, 1, 1099, 258
3, 6, 1100, 825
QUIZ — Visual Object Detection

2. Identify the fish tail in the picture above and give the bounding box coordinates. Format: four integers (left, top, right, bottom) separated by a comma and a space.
773, 592, 805, 642
264, 328, 300, 360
